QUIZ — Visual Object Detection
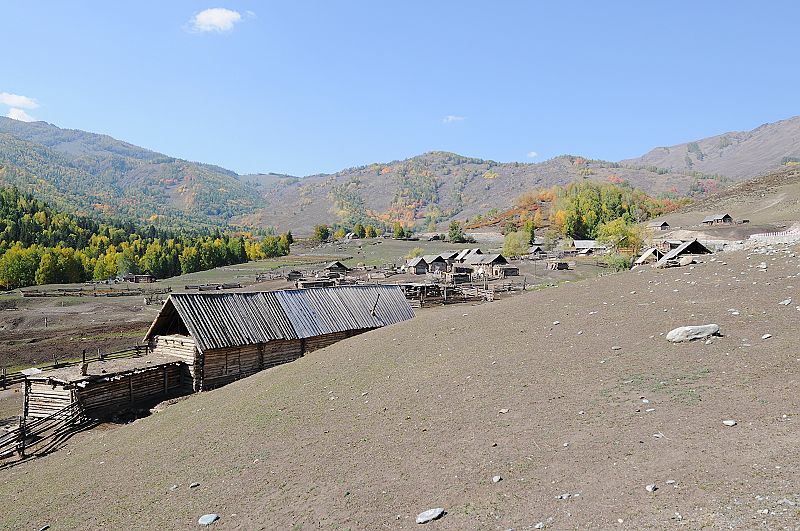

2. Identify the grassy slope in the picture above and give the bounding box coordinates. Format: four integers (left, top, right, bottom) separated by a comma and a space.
2, 242, 799, 528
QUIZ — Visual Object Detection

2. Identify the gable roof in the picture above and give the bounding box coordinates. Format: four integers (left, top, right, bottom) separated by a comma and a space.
464, 253, 508, 265
144, 286, 414, 352
325, 261, 349, 270
406, 257, 427, 267
654, 239, 712, 267
422, 254, 446, 264
573, 240, 603, 249
438, 251, 459, 260
634, 247, 664, 265
648, 220, 670, 227
701, 213, 732, 223
455, 248, 482, 261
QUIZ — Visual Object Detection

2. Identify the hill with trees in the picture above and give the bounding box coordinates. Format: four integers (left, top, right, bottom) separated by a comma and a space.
1, 115, 798, 235
0, 186, 291, 289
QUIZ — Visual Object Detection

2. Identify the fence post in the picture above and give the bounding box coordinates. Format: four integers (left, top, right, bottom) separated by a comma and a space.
98, 347, 103, 361
17, 416, 26, 458
1, 368, 5, 390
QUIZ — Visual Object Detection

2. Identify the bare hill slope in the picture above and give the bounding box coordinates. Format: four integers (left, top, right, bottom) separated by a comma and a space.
3, 243, 799, 529
658, 166, 800, 229
623, 116, 800, 180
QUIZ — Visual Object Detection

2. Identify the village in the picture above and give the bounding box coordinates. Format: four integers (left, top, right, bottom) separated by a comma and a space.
0, 208, 778, 463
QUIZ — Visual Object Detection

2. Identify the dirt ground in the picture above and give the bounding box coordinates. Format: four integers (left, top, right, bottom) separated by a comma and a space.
1, 239, 798, 529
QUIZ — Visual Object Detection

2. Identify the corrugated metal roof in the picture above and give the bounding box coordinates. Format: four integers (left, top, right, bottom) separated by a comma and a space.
146, 285, 414, 351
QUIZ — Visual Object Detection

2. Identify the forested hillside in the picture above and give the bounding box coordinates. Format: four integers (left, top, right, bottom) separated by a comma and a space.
0, 187, 292, 289
0, 117, 263, 229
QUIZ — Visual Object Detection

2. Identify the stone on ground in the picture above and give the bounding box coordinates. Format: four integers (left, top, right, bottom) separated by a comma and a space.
416, 508, 445, 524
198, 514, 219, 526
665, 324, 720, 343
723, 419, 737, 427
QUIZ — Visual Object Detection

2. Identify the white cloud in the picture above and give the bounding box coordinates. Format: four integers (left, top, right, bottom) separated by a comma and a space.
7, 108, 35, 122
526, 151, 538, 158
189, 8, 243, 33
0, 92, 39, 109
442, 115, 465, 124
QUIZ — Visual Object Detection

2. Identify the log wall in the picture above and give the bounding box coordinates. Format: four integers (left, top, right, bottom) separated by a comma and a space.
26, 381, 74, 418
76, 364, 184, 417
201, 340, 303, 389
151, 335, 198, 390
304, 329, 365, 353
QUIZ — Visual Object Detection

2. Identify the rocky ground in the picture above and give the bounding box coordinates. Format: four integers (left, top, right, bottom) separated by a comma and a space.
1, 241, 799, 529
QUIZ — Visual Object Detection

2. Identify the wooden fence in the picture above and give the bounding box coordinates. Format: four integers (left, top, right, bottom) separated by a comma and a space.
0, 345, 151, 390
0, 401, 85, 461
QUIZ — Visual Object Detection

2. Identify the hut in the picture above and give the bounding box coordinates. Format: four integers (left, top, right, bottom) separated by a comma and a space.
527, 245, 545, 256
654, 239, 712, 268
701, 214, 733, 225
465, 254, 516, 277
422, 254, 448, 273
324, 261, 350, 276
648, 220, 670, 231
406, 257, 428, 275
145, 286, 414, 391
24, 355, 186, 419
572, 240, 606, 254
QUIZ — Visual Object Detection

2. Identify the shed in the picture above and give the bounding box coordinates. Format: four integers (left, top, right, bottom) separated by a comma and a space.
144, 286, 414, 390
422, 254, 448, 273
573, 240, 606, 252
701, 214, 733, 225
324, 261, 350, 275
464, 254, 515, 277
24, 354, 186, 419
648, 220, 670, 231
406, 257, 428, 275
527, 245, 545, 256
653, 239, 712, 268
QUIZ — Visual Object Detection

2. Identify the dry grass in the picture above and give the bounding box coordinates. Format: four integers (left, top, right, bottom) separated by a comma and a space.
1, 242, 799, 529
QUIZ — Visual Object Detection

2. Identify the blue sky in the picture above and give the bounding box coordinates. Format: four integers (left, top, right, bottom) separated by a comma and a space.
2, 1, 799, 176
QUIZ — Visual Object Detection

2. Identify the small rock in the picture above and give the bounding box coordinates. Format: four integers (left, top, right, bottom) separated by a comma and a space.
534, 523, 545, 529
777, 498, 796, 506
611, 346, 622, 351
558, 493, 571, 500
38, 527, 50, 531
499, 408, 509, 414
190, 482, 200, 489
762, 334, 772, 340
416, 508, 445, 524
169, 484, 178, 491
641, 399, 650, 404
552, 321, 560, 325
665, 479, 676, 485
646, 484, 657, 493
722, 419, 737, 427
492, 475, 502, 483
779, 299, 792, 306
198, 514, 219, 526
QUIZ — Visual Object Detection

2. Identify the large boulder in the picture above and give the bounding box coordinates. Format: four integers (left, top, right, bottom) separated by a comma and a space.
666, 324, 720, 343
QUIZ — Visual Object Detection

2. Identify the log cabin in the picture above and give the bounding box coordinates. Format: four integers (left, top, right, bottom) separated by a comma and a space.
24, 286, 414, 420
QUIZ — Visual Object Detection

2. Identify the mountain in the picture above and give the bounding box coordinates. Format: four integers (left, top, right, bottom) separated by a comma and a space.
622, 115, 800, 179
236, 152, 699, 233
1, 115, 798, 235
0, 117, 263, 229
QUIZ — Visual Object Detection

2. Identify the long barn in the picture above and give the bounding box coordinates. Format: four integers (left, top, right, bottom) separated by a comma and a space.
24, 286, 414, 419
144, 285, 415, 390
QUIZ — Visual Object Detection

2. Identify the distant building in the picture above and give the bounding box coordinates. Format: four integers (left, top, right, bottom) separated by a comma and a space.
324, 261, 350, 275
572, 240, 606, 253
648, 220, 670, 231
422, 254, 448, 273
701, 214, 733, 225
438, 251, 459, 265
454, 248, 483, 263
405, 257, 428, 275
634, 247, 665, 265
654, 239, 712, 268
464, 253, 518, 277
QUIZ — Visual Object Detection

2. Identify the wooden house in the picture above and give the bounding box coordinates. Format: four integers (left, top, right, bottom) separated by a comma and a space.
438, 251, 459, 266
324, 261, 350, 275
464, 253, 517, 277
634, 247, 665, 265
422, 254, 448, 273
454, 248, 482, 263
648, 220, 670, 231
406, 257, 428, 275
701, 213, 733, 225
572, 240, 606, 254
653, 239, 712, 268
24, 287, 414, 419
